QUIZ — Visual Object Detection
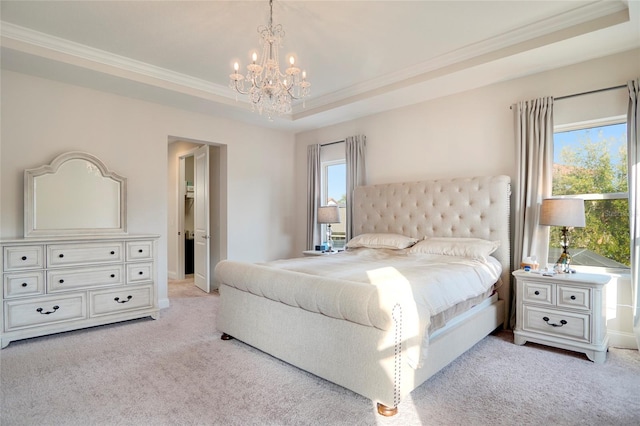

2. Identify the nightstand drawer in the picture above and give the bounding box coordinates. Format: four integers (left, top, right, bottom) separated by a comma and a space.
522, 305, 590, 343
557, 286, 590, 310
522, 281, 554, 305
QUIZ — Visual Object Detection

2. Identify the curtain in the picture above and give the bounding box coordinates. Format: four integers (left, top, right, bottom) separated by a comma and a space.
306, 144, 322, 250
345, 135, 367, 242
512, 97, 554, 327
628, 79, 640, 348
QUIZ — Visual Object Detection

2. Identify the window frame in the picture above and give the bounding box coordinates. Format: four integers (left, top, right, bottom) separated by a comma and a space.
552, 115, 629, 273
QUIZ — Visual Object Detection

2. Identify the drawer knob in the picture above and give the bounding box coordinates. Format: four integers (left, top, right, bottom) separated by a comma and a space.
59, 254, 64, 258
59, 279, 64, 284
138, 271, 144, 275
542, 316, 567, 328
114, 295, 133, 304
110, 274, 116, 278
570, 295, 576, 300
138, 249, 143, 253
36, 305, 60, 315
534, 291, 540, 295
110, 251, 115, 255
21, 256, 27, 261
21, 282, 28, 287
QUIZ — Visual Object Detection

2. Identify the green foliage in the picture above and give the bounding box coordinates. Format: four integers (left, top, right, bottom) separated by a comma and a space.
551, 128, 630, 267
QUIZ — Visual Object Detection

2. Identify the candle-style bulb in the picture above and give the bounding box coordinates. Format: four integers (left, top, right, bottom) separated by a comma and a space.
289, 56, 295, 66
234, 62, 239, 72
252, 52, 257, 62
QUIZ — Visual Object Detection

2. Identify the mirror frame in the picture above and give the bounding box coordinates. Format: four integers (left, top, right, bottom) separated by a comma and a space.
24, 151, 128, 237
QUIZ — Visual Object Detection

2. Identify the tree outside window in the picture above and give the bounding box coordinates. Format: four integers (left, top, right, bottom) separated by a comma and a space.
551, 121, 629, 269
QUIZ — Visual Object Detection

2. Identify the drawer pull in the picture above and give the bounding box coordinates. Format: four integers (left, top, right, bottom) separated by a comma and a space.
542, 316, 567, 327
36, 305, 60, 315
570, 295, 576, 300
110, 274, 116, 278
21, 256, 27, 261
138, 249, 143, 253
21, 282, 28, 287
138, 271, 144, 275
534, 291, 540, 295
59, 279, 65, 284
59, 254, 64, 258
114, 295, 133, 304
110, 251, 115, 255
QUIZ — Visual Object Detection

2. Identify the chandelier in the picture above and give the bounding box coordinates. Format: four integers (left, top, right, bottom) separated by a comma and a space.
229, 0, 310, 118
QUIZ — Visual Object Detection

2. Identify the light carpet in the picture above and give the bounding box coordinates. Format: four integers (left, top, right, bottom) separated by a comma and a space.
1, 279, 639, 426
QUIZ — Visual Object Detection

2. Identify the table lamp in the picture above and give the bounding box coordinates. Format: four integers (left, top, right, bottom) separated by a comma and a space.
539, 198, 586, 272
317, 205, 341, 252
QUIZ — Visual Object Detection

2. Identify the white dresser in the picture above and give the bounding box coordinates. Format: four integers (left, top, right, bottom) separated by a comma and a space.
1, 235, 159, 348
513, 270, 610, 363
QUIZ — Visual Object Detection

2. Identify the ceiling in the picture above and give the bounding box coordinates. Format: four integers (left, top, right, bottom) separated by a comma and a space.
1, 1, 639, 132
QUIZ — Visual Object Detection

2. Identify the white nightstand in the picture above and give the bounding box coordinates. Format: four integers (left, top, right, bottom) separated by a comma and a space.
512, 270, 610, 363
302, 250, 342, 256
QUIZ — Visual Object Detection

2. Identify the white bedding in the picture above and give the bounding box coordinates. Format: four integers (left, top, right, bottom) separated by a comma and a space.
261, 248, 502, 367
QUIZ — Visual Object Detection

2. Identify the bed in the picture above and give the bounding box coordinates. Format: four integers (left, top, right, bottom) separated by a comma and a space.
215, 175, 511, 416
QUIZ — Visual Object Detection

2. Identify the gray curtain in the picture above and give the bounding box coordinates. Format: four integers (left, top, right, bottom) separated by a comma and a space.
512, 97, 554, 327
306, 144, 322, 250
628, 79, 640, 348
345, 135, 366, 242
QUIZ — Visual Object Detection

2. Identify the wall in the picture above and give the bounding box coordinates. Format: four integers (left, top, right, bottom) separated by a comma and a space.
1, 70, 297, 309
294, 48, 639, 348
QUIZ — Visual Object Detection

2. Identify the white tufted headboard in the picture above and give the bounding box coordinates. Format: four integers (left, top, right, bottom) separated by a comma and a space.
353, 175, 511, 305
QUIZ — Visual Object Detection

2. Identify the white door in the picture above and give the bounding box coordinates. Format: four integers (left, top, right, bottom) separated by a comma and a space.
194, 145, 210, 293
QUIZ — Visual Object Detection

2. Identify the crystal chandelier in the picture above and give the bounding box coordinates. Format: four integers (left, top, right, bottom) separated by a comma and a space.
229, 0, 310, 118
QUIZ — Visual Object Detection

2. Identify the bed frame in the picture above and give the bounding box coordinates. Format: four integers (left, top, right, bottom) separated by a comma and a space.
216, 175, 511, 416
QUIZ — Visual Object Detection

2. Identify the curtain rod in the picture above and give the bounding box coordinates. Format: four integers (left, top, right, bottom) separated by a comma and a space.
509, 83, 627, 109
555, 84, 626, 101
321, 140, 344, 147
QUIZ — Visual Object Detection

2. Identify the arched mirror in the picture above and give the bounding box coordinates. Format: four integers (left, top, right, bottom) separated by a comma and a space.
24, 152, 127, 237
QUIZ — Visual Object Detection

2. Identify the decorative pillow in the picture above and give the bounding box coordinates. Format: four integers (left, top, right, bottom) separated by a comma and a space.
408, 237, 500, 259
346, 233, 419, 250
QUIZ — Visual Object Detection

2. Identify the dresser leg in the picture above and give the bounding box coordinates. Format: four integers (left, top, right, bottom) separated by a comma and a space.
586, 349, 607, 364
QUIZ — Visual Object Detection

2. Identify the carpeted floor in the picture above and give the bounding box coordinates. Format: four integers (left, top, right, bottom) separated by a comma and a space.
1, 278, 639, 426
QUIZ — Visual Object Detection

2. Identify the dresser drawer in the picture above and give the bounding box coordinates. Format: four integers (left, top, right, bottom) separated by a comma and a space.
521, 280, 554, 305
89, 285, 153, 317
126, 262, 153, 284
47, 265, 124, 292
557, 285, 591, 310
126, 241, 153, 261
47, 242, 124, 267
4, 271, 45, 298
3, 246, 44, 271
4, 293, 86, 330
522, 305, 590, 343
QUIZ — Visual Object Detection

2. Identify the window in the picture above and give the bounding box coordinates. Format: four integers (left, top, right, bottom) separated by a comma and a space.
551, 118, 629, 269
322, 160, 346, 249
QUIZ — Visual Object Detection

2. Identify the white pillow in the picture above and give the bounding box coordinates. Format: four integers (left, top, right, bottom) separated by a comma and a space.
346, 233, 418, 250
408, 237, 500, 259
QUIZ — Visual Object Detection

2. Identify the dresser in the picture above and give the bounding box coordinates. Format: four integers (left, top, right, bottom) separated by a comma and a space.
1, 235, 159, 348
512, 270, 610, 363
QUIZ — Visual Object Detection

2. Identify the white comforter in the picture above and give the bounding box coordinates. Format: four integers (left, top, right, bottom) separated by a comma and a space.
259, 248, 502, 368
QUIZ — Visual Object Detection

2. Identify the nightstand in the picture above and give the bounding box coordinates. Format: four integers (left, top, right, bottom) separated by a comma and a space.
302, 250, 342, 256
512, 270, 610, 363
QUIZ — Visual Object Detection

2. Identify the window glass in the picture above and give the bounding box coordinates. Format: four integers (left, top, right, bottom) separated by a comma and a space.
323, 161, 346, 249
551, 121, 629, 269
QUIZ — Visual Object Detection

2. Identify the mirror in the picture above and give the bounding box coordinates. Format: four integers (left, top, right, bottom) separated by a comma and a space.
25, 152, 127, 237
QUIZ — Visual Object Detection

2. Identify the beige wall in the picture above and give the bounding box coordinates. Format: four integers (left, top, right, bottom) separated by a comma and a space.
294, 48, 639, 348
1, 70, 297, 309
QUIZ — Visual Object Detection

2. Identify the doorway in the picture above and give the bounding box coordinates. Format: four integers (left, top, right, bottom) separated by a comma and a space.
168, 138, 227, 293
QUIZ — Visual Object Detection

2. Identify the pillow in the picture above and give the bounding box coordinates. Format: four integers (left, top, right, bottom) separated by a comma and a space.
345, 233, 418, 250
408, 237, 500, 259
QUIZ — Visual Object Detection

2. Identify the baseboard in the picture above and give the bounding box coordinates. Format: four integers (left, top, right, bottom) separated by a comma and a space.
608, 330, 638, 349
167, 270, 178, 280
158, 297, 171, 310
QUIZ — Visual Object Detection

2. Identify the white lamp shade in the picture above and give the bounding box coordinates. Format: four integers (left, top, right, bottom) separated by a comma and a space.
540, 198, 586, 227
317, 205, 340, 224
